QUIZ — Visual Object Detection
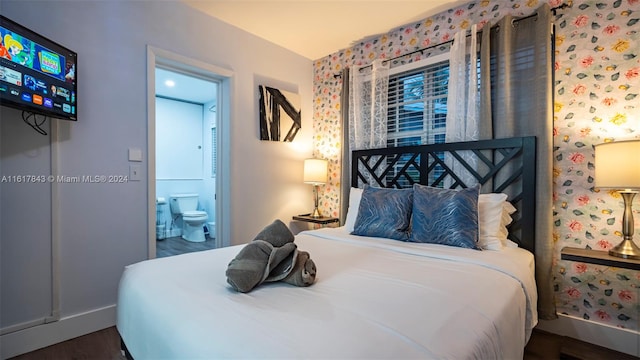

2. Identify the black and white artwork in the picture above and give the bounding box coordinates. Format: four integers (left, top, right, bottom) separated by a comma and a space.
258, 85, 301, 142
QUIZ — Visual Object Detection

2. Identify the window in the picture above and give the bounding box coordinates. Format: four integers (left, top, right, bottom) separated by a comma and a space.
385, 55, 450, 186
387, 58, 449, 148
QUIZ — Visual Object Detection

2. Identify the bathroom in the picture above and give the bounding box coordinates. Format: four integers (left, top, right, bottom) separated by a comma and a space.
154, 67, 219, 256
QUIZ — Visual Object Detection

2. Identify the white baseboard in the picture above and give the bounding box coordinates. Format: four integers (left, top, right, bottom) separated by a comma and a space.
0, 304, 116, 359
536, 313, 640, 357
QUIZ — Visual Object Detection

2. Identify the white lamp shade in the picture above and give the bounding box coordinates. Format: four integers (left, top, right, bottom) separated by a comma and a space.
594, 140, 640, 190
303, 158, 328, 185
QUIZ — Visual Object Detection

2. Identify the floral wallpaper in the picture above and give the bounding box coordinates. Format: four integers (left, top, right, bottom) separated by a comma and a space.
312, 0, 640, 331
553, 0, 640, 329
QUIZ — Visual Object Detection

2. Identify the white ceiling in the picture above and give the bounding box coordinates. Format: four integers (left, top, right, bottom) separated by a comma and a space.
157, 1, 464, 104
183, 0, 466, 60
155, 67, 218, 104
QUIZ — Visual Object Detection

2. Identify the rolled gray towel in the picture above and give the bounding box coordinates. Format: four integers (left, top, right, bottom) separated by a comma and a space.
282, 251, 317, 287
226, 241, 298, 293
227, 220, 316, 292
264, 244, 298, 283
225, 240, 273, 293
253, 219, 294, 247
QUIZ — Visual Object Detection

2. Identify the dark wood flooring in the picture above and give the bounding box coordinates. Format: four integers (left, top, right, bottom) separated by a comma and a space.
9, 326, 125, 360
9, 327, 638, 359
156, 235, 218, 258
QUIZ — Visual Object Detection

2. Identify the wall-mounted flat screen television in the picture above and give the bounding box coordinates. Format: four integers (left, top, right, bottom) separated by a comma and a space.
0, 15, 77, 121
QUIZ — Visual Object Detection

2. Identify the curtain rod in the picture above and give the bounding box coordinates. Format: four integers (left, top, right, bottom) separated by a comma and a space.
333, 2, 571, 78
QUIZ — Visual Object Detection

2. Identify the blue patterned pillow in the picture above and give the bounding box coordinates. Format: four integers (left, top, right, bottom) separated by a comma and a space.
410, 184, 481, 250
352, 185, 413, 241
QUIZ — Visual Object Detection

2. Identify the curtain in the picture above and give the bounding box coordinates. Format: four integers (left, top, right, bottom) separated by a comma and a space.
348, 59, 389, 151
484, 4, 556, 320
446, 24, 479, 142
445, 24, 480, 187
346, 59, 390, 187
340, 60, 389, 222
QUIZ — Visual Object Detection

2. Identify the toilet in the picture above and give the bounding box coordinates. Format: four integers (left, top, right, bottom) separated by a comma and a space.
169, 193, 208, 242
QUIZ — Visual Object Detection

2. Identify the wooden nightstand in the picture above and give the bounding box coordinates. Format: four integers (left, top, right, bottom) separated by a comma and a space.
292, 214, 340, 226
561, 247, 640, 271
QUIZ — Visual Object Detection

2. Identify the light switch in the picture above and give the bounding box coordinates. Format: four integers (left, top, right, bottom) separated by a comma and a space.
130, 164, 141, 181
128, 148, 143, 162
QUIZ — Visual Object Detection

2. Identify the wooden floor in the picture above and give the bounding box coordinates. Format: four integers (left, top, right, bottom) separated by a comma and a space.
9, 327, 638, 359
156, 235, 218, 258
9, 326, 125, 360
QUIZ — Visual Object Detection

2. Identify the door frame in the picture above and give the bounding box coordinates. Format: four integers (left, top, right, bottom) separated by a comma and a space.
146, 45, 233, 258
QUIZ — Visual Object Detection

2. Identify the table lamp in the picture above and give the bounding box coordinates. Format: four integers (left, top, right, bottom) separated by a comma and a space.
304, 158, 328, 218
594, 140, 640, 259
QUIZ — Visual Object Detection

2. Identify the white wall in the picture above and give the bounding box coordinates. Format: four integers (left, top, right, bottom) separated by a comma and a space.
0, 110, 53, 330
155, 96, 212, 238
0, 0, 313, 357
156, 98, 204, 180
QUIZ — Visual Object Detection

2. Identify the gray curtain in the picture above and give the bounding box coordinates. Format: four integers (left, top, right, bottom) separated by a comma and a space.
340, 68, 350, 225
481, 3, 557, 320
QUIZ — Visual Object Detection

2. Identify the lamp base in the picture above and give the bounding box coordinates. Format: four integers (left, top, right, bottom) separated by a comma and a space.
609, 239, 640, 260
311, 184, 321, 218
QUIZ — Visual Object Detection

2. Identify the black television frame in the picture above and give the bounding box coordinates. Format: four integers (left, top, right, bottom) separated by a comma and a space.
0, 15, 77, 121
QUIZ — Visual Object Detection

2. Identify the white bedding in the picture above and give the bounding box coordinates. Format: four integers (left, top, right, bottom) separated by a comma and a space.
117, 227, 538, 359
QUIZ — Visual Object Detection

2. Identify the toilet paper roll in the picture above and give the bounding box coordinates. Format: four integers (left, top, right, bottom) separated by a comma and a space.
156, 197, 166, 204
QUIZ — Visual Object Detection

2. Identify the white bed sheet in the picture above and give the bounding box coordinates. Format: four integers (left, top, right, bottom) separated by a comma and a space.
117, 227, 537, 359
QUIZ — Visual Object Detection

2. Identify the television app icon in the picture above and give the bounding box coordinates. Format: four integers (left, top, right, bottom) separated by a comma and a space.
0, 65, 21, 86
24, 74, 48, 94
32, 94, 42, 105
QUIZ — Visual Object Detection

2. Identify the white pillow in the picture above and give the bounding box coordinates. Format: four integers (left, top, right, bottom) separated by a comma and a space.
477, 193, 516, 250
344, 187, 363, 232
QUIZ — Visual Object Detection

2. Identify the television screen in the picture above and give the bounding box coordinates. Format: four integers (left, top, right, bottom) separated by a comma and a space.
0, 15, 77, 121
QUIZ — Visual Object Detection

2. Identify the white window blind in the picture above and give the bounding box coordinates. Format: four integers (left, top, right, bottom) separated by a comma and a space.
383, 55, 450, 186
386, 56, 449, 148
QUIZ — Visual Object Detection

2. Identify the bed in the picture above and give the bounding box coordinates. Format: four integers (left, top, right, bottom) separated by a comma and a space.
117, 136, 538, 359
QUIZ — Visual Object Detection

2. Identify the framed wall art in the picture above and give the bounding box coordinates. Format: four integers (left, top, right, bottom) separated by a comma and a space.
258, 85, 301, 142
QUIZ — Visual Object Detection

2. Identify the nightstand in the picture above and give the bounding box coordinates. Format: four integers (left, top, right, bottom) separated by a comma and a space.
292, 214, 340, 227
561, 247, 640, 271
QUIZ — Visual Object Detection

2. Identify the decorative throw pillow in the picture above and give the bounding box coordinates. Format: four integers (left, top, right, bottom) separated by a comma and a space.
410, 184, 481, 250
344, 187, 363, 232
352, 185, 413, 241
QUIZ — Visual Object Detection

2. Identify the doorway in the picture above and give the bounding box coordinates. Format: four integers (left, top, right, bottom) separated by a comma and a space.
147, 46, 233, 259
155, 68, 218, 257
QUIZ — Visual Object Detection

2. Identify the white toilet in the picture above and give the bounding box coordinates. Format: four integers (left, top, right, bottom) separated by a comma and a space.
169, 193, 208, 243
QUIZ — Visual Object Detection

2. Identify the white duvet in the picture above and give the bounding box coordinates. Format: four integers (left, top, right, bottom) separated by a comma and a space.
117, 227, 537, 359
